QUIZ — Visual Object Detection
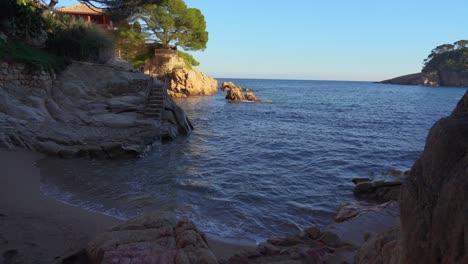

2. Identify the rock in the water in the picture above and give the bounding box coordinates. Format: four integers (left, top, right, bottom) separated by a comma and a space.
227, 228, 354, 263
353, 179, 402, 202
225, 87, 245, 101
168, 68, 218, 97
223, 81, 262, 102
335, 201, 398, 223
399, 90, 468, 264
87, 213, 217, 264
244, 92, 261, 102
221, 81, 249, 92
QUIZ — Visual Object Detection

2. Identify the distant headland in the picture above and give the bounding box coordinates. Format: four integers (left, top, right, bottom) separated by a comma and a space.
381, 40, 468, 87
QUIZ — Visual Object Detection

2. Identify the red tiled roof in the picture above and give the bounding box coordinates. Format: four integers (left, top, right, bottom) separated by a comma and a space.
56, 4, 104, 15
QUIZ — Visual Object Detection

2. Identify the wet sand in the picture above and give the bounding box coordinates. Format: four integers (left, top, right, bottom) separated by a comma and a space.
0, 150, 252, 263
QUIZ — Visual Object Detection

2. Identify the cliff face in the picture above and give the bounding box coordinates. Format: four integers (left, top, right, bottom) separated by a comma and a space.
381, 71, 468, 87
399, 91, 468, 263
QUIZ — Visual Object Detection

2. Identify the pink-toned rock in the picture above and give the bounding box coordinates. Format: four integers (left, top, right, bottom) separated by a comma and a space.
86, 213, 217, 264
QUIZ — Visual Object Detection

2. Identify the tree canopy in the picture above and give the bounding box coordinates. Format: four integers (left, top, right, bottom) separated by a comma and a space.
42, 0, 162, 19
136, 0, 208, 51
423, 40, 468, 73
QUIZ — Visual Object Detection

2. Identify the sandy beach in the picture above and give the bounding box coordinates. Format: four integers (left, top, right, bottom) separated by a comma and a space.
0, 150, 252, 263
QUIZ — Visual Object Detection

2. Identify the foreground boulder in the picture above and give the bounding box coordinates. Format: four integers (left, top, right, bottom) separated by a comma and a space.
87, 213, 217, 264
227, 228, 354, 264
398, 91, 468, 263
168, 68, 218, 97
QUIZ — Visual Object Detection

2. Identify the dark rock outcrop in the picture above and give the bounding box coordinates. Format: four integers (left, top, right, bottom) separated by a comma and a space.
352, 178, 402, 202
399, 91, 468, 264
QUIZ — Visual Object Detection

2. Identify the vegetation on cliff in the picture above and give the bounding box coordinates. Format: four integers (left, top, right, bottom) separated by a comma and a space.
135, 0, 208, 51
422, 40, 468, 73
114, 0, 207, 69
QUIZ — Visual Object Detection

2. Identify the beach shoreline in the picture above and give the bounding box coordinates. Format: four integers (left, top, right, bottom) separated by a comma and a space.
0, 150, 252, 263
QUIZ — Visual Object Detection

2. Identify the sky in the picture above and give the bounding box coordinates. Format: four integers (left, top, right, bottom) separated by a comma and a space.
58, 0, 468, 81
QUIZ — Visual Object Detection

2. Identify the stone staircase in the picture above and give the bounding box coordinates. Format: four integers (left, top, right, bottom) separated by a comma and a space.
144, 77, 167, 120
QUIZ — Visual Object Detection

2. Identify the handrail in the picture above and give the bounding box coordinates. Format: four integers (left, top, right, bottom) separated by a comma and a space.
161, 74, 169, 122
144, 77, 153, 104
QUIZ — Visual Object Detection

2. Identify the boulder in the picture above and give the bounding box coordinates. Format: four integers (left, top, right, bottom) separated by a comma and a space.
335, 201, 399, 223
225, 87, 244, 101
227, 228, 354, 264
245, 92, 261, 102
221, 81, 249, 92
168, 68, 218, 97
223, 81, 261, 101
399, 91, 468, 263
86, 213, 217, 264
356, 227, 400, 264
352, 178, 402, 202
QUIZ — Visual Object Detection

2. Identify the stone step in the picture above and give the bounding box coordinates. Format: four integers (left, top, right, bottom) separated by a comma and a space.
146, 103, 163, 107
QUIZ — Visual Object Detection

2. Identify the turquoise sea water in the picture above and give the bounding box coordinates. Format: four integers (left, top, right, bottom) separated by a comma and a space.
38, 79, 467, 242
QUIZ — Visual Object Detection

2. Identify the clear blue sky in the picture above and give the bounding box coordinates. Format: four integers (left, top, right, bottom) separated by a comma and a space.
59, 0, 467, 81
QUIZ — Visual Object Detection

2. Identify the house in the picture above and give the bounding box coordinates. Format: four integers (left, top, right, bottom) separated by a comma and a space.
56, 4, 112, 30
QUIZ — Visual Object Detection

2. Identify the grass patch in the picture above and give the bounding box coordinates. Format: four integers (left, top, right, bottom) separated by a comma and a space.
0, 40, 66, 72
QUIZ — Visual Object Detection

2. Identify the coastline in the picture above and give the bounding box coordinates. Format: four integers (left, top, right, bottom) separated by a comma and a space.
0, 150, 252, 263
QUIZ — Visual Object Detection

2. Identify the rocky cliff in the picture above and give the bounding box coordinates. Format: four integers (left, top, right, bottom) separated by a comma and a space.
398, 91, 468, 264
381, 71, 468, 87
168, 68, 218, 98
0, 61, 192, 158
144, 49, 218, 97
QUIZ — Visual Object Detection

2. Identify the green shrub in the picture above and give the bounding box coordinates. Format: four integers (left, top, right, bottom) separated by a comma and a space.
0, 0, 45, 39
177, 50, 199, 69
46, 15, 114, 63
0, 39, 66, 71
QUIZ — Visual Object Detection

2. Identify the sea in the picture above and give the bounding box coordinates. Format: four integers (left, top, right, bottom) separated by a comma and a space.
37, 79, 467, 243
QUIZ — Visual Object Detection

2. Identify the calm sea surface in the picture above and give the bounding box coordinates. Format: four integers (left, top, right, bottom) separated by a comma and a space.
38, 79, 467, 242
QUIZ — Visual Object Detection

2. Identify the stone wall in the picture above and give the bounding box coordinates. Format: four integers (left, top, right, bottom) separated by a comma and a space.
143, 49, 185, 77
0, 62, 55, 97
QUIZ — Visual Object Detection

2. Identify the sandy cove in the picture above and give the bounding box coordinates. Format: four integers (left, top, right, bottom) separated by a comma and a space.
0, 150, 251, 264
